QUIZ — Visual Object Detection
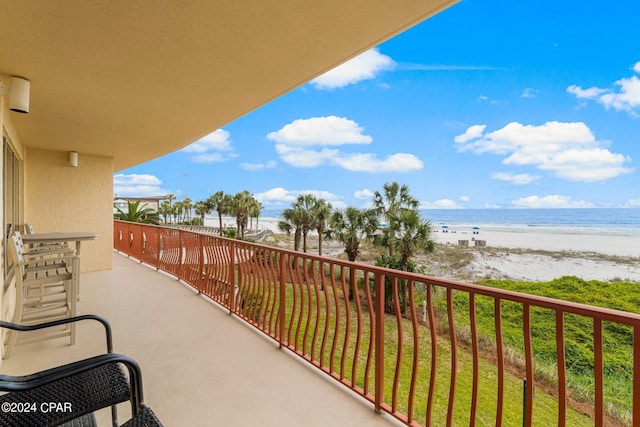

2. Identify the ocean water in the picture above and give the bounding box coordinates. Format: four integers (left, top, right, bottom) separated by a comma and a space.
420, 208, 640, 237
258, 208, 640, 237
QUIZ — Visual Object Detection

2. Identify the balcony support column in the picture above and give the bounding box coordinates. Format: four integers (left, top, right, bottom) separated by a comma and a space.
229, 241, 236, 315
278, 252, 286, 349
374, 271, 385, 413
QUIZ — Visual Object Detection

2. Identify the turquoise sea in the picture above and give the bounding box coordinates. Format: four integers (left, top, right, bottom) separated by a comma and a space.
420, 208, 640, 237
259, 208, 640, 237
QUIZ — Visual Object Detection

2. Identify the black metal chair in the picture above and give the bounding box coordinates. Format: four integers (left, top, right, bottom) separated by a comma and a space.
0, 315, 163, 427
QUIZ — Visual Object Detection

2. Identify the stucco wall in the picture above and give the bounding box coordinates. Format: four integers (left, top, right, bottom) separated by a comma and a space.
25, 148, 113, 271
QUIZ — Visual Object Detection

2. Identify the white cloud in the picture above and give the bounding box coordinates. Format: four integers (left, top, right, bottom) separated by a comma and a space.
354, 189, 375, 199
254, 187, 346, 209
310, 48, 396, 90
454, 124, 486, 143
567, 85, 607, 100
332, 153, 423, 173
113, 174, 168, 197
459, 196, 470, 202
521, 88, 539, 98
626, 198, 640, 207
511, 195, 595, 208
567, 62, 640, 116
491, 172, 540, 185
191, 153, 226, 163
275, 145, 339, 168
240, 160, 277, 171
269, 116, 423, 173
455, 121, 632, 182
182, 129, 232, 153
181, 129, 236, 163
399, 64, 504, 72
420, 199, 463, 209
267, 116, 372, 146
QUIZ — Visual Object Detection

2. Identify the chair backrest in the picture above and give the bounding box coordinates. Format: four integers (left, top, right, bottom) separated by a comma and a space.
8, 232, 26, 265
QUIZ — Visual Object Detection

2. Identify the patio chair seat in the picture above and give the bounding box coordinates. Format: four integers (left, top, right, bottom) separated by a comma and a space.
121, 406, 164, 427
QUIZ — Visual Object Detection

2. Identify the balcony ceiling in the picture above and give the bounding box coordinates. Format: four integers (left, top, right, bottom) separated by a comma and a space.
0, 0, 457, 171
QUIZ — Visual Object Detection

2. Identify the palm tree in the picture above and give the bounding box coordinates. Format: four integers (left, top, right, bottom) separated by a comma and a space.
115, 201, 159, 224
386, 209, 435, 270
376, 209, 435, 314
157, 201, 172, 224
294, 194, 318, 253
326, 206, 378, 300
194, 200, 210, 225
207, 191, 229, 236
247, 198, 262, 231
230, 191, 254, 238
326, 207, 378, 262
182, 197, 193, 222
173, 201, 184, 223
279, 207, 302, 251
165, 193, 176, 207
373, 182, 419, 256
313, 199, 332, 256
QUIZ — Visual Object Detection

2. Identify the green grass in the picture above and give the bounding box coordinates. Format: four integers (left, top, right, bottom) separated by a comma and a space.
237, 268, 594, 426
437, 276, 638, 424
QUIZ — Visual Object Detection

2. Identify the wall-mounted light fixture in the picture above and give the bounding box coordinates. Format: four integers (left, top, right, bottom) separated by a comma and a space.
9, 77, 30, 113
0, 76, 31, 114
69, 151, 78, 167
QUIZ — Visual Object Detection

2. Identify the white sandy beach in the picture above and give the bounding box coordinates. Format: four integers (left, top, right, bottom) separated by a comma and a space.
429, 227, 640, 283
207, 216, 640, 283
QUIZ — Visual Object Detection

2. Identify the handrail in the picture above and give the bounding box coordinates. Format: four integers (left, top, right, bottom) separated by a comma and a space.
114, 220, 640, 426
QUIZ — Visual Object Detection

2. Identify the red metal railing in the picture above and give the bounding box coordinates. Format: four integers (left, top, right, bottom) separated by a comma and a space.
114, 221, 640, 426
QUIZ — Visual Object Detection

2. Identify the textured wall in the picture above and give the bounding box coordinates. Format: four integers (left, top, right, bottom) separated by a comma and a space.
25, 148, 113, 271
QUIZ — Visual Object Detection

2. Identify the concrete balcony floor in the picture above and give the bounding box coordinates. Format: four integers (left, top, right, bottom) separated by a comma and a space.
2, 253, 402, 426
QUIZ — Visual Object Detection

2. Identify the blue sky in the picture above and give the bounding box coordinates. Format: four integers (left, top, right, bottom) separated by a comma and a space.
114, 0, 640, 211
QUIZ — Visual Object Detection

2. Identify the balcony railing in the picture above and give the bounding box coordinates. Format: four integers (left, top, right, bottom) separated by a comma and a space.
114, 220, 640, 426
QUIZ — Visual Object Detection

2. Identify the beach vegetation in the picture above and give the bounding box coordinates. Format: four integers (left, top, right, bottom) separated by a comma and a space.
279, 207, 303, 251
312, 197, 332, 256
206, 191, 232, 236
369, 182, 436, 313
434, 276, 639, 424
114, 200, 159, 224
280, 194, 332, 254
157, 200, 172, 224
270, 277, 592, 426
227, 190, 261, 238
193, 200, 209, 224
325, 207, 379, 300
325, 207, 379, 262
372, 181, 420, 258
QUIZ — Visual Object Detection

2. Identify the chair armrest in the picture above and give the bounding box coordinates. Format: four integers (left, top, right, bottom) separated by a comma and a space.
0, 314, 112, 352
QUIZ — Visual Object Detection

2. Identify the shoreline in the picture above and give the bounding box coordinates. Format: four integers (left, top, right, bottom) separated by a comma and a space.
205, 216, 640, 283
206, 215, 640, 257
